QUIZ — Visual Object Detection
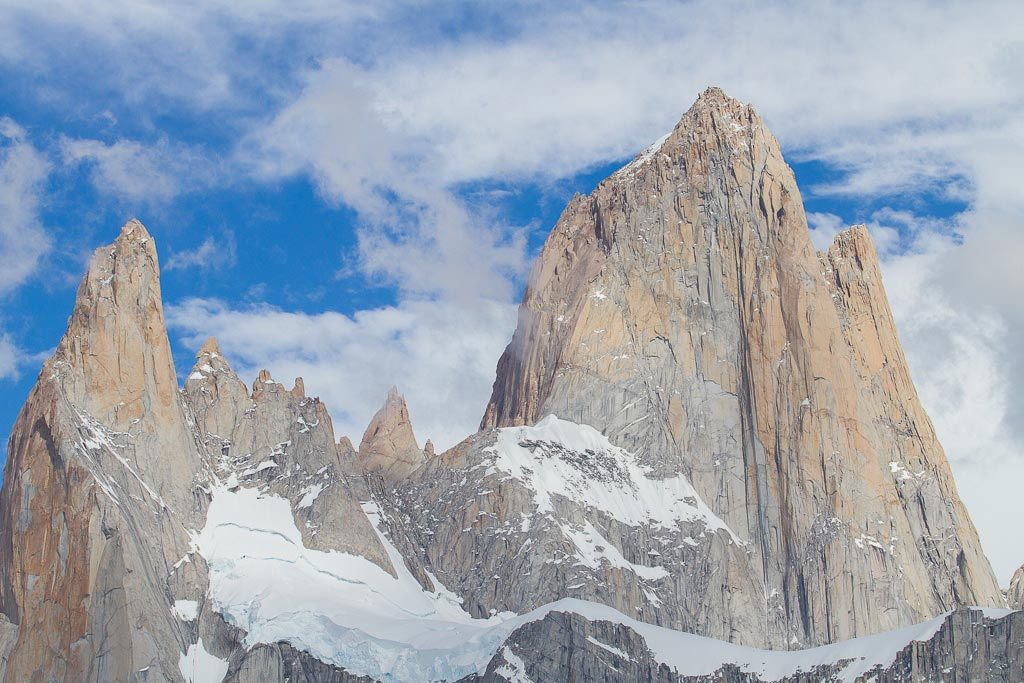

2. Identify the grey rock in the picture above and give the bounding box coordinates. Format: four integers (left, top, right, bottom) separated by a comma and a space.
465, 608, 1024, 683
1008, 565, 1024, 610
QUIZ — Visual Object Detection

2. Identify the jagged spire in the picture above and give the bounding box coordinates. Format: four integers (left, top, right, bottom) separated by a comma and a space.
357, 386, 424, 481
51, 218, 177, 428
198, 336, 222, 357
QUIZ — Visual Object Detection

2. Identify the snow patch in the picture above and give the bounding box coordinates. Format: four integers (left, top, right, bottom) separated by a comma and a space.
614, 131, 672, 176
178, 638, 227, 683
561, 521, 668, 581
486, 415, 742, 544
190, 479, 985, 683
494, 646, 533, 682
172, 599, 199, 621
192, 484, 514, 682
296, 482, 325, 509
586, 635, 631, 661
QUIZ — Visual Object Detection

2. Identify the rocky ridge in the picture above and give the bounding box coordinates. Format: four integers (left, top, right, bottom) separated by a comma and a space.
0, 87, 1017, 683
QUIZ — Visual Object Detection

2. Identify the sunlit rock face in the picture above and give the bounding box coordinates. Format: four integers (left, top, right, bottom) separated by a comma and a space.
478, 87, 1002, 647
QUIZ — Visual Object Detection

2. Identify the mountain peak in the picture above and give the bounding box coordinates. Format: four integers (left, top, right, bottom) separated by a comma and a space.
117, 217, 151, 240
611, 86, 765, 186
693, 85, 744, 109
50, 218, 177, 430
479, 86, 1001, 645
357, 387, 424, 481
198, 336, 222, 357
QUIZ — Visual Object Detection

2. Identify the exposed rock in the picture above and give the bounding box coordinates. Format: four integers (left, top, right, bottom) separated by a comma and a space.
464, 608, 1024, 683
182, 350, 392, 572
226, 642, 376, 683
1008, 565, 1024, 609
0, 88, 1014, 682
357, 387, 425, 482
385, 419, 758, 631
471, 87, 1001, 646
0, 219, 211, 681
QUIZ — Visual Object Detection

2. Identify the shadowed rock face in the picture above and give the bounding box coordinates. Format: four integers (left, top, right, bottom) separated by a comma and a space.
473, 87, 1001, 646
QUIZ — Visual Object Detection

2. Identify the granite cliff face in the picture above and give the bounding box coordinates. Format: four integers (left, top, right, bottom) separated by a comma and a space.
0, 221, 397, 681
0, 88, 1016, 683
474, 87, 1002, 645
0, 221, 211, 680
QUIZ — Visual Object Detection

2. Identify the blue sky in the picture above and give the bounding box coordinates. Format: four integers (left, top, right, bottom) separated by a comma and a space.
0, 1, 1021, 581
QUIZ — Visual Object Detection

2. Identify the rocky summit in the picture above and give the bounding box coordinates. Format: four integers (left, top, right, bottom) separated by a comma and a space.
0, 90, 1019, 682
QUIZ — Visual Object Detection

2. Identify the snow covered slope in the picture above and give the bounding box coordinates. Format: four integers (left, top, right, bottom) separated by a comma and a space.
190, 477, 1015, 683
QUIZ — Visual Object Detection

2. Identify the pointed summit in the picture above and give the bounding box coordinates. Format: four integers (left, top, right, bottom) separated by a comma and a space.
0, 220, 207, 678
183, 333, 249, 440
198, 336, 222, 357
118, 217, 152, 240
52, 218, 177, 429
358, 387, 424, 482
185, 335, 239, 385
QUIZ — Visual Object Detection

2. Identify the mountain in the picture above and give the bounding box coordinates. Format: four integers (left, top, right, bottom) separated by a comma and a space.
476, 87, 1002, 645
0, 91, 1018, 683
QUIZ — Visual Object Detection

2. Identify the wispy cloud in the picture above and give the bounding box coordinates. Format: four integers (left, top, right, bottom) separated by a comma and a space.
0, 118, 51, 296
164, 232, 237, 272
59, 136, 214, 203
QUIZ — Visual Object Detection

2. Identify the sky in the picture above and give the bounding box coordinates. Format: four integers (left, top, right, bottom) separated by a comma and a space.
0, 1, 1020, 583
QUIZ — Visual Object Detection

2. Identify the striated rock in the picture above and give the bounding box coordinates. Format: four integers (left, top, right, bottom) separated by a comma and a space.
357, 387, 426, 482
0, 220, 211, 681
182, 353, 392, 572
469, 87, 1001, 646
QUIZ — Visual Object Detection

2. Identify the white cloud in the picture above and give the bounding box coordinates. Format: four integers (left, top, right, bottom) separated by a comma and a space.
165, 296, 516, 450
243, 60, 529, 302
164, 233, 237, 271
0, 0, 383, 109
0, 334, 31, 380
0, 118, 51, 296
60, 136, 213, 203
